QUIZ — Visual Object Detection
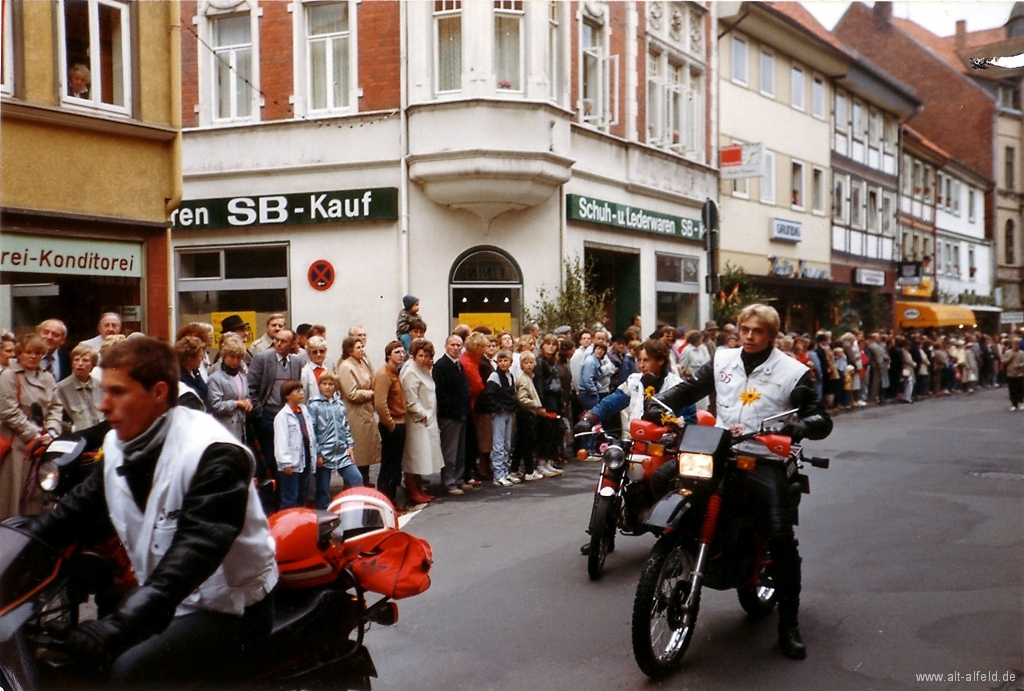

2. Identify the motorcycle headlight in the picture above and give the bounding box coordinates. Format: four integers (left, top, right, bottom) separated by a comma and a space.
37, 460, 60, 492
602, 445, 626, 470
677, 453, 714, 479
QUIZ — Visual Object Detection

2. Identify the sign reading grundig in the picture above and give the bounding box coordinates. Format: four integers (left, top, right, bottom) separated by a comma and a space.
1, 234, 142, 278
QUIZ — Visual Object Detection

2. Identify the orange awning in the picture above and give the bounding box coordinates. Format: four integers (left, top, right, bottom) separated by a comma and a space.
895, 302, 977, 329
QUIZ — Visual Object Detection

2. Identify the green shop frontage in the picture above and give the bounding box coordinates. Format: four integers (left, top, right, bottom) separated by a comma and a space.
565, 193, 709, 335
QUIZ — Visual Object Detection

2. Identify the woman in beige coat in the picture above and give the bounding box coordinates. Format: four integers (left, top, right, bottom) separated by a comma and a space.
399, 339, 444, 503
337, 335, 382, 485
0, 334, 63, 519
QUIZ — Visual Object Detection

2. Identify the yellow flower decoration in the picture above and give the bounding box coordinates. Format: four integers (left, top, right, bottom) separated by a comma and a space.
644, 386, 656, 400
738, 388, 762, 406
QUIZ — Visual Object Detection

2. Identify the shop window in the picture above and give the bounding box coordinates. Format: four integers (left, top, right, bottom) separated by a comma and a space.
306, 2, 353, 113
811, 167, 824, 214
1, 0, 12, 96
759, 50, 774, 97
731, 35, 747, 85
812, 77, 824, 118
176, 245, 290, 336
60, 0, 131, 114
655, 253, 699, 331
790, 160, 804, 209
212, 13, 254, 121
580, 14, 617, 128
449, 248, 522, 334
548, 1, 563, 104
494, 0, 523, 92
760, 150, 776, 204
790, 65, 804, 111
434, 0, 461, 93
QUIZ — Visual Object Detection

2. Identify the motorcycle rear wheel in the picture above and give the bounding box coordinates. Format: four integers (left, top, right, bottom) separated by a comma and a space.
631, 537, 699, 679
587, 495, 616, 580
736, 553, 777, 619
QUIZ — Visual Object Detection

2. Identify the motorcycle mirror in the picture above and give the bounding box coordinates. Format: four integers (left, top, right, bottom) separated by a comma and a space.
758, 408, 799, 432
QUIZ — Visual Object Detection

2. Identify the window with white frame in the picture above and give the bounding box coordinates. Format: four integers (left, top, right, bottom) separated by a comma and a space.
953, 244, 960, 277
647, 49, 703, 158
902, 154, 913, 196
60, 0, 131, 113
731, 35, 747, 85
580, 15, 617, 127
1, 0, 12, 95
835, 92, 847, 130
882, 192, 894, 235
867, 188, 879, 232
759, 50, 774, 97
494, 0, 523, 91
851, 180, 863, 227
937, 172, 947, 208
434, 0, 461, 93
812, 167, 824, 213
812, 77, 824, 118
790, 66, 804, 110
212, 14, 254, 121
952, 179, 961, 215
548, 1, 563, 103
833, 173, 847, 222
868, 110, 880, 145
852, 100, 863, 139
968, 245, 975, 278
912, 160, 923, 198
791, 160, 804, 208
760, 150, 776, 204
306, 2, 352, 113
968, 189, 976, 222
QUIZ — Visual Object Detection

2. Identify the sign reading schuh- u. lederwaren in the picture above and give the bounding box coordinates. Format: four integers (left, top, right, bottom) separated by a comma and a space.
172, 188, 399, 230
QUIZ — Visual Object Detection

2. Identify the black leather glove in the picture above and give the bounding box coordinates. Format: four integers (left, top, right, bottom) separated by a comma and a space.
574, 412, 599, 435
66, 616, 135, 666
780, 419, 809, 441
642, 400, 666, 424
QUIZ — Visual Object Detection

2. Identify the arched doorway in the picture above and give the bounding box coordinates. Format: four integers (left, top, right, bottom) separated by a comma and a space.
449, 248, 523, 335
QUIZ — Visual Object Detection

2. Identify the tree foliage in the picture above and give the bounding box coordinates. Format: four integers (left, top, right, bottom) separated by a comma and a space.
712, 262, 773, 326
524, 257, 610, 334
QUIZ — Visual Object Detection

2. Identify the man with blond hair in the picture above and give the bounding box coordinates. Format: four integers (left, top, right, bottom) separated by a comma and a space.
652, 303, 832, 661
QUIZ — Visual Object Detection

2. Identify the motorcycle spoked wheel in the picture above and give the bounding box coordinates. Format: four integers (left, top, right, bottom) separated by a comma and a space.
736, 548, 777, 619
631, 537, 700, 679
587, 495, 617, 580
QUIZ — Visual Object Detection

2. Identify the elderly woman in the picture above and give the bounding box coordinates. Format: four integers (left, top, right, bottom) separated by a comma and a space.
400, 338, 444, 504
56, 343, 103, 432
175, 335, 209, 411
301, 335, 331, 403
337, 335, 381, 485
0, 332, 16, 371
207, 335, 251, 441
460, 331, 492, 481
0, 333, 63, 519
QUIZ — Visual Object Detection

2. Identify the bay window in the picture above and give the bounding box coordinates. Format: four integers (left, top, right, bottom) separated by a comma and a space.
434, 0, 461, 93
494, 0, 523, 91
60, 0, 131, 113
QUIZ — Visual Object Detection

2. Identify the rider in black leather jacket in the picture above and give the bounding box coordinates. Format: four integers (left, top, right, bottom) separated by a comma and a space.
648, 306, 832, 660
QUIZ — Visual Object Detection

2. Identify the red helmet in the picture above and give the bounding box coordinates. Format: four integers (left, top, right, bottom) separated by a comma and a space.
696, 410, 717, 426
269, 508, 337, 587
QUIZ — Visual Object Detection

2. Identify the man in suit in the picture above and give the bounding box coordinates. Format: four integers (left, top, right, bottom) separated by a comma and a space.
247, 329, 303, 508
79, 313, 123, 351
247, 313, 286, 359
38, 319, 72, 382
433, 334, 472, 496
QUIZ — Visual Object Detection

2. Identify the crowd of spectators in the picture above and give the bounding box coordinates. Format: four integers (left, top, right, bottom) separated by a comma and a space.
1, 305, 1020, 520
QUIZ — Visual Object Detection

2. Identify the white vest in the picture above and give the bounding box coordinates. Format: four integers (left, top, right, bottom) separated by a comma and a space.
624, 370, 682, 421
104, 408, 278, 618
712, 348, 808, 433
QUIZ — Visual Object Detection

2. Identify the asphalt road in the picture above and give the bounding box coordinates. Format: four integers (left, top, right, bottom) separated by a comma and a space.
369, 388, 1023, 691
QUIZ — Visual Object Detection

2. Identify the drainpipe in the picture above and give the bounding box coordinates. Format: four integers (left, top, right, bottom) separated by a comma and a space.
166, 0, 183, 339
399, 1, 410, 297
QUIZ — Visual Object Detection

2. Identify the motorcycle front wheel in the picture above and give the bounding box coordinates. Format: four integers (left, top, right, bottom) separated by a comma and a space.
587, 495, 616, 580
631, 536, 700, 679
736, 546, 777, 619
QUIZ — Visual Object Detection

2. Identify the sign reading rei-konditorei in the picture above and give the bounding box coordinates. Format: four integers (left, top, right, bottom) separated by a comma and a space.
172, 187, 399, 230
567, 194, 706, 242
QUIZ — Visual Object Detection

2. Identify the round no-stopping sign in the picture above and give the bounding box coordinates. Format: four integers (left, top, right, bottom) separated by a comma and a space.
308, 260, 335, 291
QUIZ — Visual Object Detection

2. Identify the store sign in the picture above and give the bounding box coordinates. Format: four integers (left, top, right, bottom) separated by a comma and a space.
902, 277, 933, 298
1001, 311, 1023, 323
896, 261, 922, 287
769, 256, 831, 280
720, 142, 766, 180
854, 268, 886, 286
566, 194, 705, 242
770, 218, 802, 243
0, 233, 142, 278
172, 187, 399, 230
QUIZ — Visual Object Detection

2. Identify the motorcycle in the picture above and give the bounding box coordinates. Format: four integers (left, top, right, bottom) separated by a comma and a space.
577, 417, 691, 581
0, 434, 425, 690
629, 403, 829, 679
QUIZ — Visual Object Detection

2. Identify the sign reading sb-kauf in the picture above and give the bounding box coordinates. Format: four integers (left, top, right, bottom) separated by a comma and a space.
567, 194, 705, 242
172, 187, 399, 230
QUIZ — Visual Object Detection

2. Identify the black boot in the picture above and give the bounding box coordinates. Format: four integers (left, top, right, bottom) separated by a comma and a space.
777, 599, 806, 660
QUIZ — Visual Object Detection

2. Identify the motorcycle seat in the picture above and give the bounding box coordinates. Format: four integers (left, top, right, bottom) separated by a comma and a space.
271, 587, 357, 638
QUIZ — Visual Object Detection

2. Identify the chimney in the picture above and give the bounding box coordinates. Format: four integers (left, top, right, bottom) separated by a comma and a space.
874, 2, 893, 23
956, 20, 967, 49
